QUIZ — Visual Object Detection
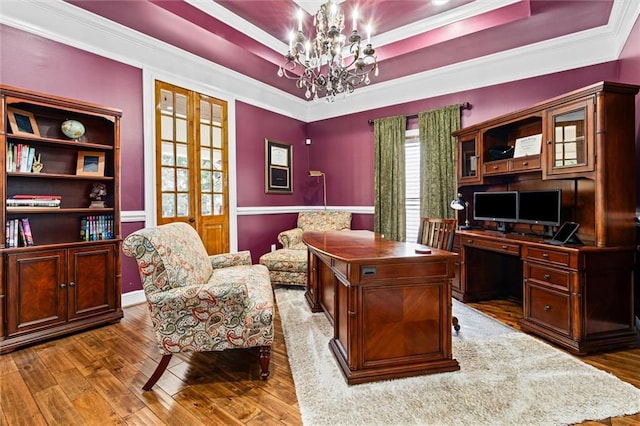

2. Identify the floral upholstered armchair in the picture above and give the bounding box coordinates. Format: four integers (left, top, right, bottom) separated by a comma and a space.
122, 222, 274, 390
259, 210, 352, 286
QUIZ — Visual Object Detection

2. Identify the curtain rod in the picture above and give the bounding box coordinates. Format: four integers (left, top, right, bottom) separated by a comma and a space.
367, 102, 471, 125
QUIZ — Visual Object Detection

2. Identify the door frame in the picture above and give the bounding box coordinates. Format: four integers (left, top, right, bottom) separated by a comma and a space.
142, 68, 239, 251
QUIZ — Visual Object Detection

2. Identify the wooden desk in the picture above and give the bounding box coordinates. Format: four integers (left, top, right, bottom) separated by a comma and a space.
454, 229, 638, 354
303, 230, 459, 385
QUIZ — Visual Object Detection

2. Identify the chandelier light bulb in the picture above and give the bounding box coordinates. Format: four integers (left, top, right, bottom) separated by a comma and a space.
352, 9, 358, 32
297, 9, 303, 32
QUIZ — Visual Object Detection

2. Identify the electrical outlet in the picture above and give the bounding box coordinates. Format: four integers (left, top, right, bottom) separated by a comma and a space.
270, 244, 276, 252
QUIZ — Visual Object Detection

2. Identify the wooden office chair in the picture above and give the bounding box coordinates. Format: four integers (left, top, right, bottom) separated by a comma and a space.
417, 217, 460, 333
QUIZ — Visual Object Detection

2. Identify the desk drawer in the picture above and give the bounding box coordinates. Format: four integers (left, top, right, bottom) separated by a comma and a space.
359, 261, 451, 282
461, 237, 520, 256
525, 284, 570, 336
510, 155, 541, 172
483, 160, 509, 175
525, 247, 572, 267
526, 263, 571, 290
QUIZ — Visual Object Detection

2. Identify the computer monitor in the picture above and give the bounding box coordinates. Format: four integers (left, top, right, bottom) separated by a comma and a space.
518, 189, 561, 236
473, 191, 518, 232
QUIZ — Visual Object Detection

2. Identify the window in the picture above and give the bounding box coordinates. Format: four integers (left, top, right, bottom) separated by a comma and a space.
405, 129, 420, 243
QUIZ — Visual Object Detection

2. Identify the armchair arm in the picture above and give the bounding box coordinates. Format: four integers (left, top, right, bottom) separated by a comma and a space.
209, 250, 252, 269
278, 228, 303, 248
147, 281, 248, 320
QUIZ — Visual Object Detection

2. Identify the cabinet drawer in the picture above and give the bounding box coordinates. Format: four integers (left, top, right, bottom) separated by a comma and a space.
483, 160, 509, 175
525, 246, 572, 267
525, 284, 570, 335
461, 237, 520, 256
526, 263, 570, 290
510, 155, 541, 172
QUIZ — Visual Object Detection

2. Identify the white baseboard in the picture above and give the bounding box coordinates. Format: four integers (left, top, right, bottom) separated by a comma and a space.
122, 290, 146, 307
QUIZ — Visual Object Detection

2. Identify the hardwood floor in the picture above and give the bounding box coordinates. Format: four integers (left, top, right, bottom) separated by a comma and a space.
1, 297, 639, 425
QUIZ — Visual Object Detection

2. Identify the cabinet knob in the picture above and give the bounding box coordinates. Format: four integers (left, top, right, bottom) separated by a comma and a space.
188, 217, 196, 223
69, 282, 76, 287
543, 274, 550, 280
546, 140, 552, 145
467, 239, 473, 244
542, 253, 549, 259
522, 161, 528, 166
60, 283, 66, 288
543, 305, 551, 311
492, 166, 498, 170
501, 245, 507, 250
348, 311, 357, 317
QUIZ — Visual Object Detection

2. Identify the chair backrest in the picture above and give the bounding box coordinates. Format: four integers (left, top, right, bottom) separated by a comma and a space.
122, 222, 213, 295
297, 210, 352, 232
417, 218, 457, 251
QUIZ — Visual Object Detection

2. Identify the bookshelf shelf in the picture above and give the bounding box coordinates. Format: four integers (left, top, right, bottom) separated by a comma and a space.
1, 84, 123, 353
7, 172, 114, 180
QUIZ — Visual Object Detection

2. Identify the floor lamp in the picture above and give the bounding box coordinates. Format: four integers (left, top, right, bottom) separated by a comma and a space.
309, 170, 327, 211
450, 193, 471, 229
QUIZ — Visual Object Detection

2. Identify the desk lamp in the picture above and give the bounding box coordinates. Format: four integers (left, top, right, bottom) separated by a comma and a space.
309, 170, 327, 211
450, 193, 471, 229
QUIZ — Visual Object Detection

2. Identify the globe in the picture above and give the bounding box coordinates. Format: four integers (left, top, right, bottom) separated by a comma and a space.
61, 119, 85, 140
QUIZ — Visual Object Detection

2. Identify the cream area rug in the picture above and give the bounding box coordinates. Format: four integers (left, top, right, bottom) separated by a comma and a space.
275, 287, 640, 426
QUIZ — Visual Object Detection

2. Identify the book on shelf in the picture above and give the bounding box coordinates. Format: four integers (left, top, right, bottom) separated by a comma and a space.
4, 218, 34, 248
6, 143, 37, 173
7, 194, 61, 208
80, 215, 115, 241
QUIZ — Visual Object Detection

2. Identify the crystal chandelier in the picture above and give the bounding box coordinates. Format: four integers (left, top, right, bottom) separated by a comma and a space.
277, 1, 378, 102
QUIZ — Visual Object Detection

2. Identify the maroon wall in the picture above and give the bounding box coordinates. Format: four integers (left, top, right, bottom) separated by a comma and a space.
235, 101, 307, 261
2, 16, 640, 293
618, 16, 640, 204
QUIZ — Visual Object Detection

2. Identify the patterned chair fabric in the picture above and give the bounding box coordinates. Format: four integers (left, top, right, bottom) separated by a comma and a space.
278, 210, 352, 250
122, 222, 274, 390
260, 210, 352, 286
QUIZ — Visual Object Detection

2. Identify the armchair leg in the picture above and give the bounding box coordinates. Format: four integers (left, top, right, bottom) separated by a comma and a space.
143, 354, 172, 391
259, 346, 271, 380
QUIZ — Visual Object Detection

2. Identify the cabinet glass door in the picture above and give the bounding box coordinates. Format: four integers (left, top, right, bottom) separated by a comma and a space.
457, 134, 481, 184
546, 99, 594, 176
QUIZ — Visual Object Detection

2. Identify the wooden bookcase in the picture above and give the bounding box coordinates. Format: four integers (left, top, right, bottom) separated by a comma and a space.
452, 81, 639, 354
0, 85, 123, 353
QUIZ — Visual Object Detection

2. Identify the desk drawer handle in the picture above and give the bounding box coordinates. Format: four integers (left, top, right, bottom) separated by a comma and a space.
492, 165, 499, 170
542, 253, 549, 259
543, 274, 551, 280
501, 245, 508, 250
467, 239, 473, 244
543, 305, 551, 311
522, 161, 528, 166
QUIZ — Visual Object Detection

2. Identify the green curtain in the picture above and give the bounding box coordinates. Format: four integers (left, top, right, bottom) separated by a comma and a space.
418, 105, 461, 219
374, 115, 407, 241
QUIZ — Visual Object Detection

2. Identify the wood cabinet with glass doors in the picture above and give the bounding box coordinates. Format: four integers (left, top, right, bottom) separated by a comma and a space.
451, 81, 639, 353
0, 85, 123, 353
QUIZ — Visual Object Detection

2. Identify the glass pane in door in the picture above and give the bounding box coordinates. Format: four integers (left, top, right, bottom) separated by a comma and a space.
553, 109, 585, 167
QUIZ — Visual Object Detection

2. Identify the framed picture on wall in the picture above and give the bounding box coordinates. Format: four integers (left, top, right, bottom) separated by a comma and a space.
265, 139, 292, 193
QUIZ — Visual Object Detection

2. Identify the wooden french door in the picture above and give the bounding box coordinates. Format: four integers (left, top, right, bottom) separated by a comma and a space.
155, 81, 230, 254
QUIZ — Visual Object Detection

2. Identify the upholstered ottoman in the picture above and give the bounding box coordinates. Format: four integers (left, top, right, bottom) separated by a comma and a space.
259, 249, 307, 286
